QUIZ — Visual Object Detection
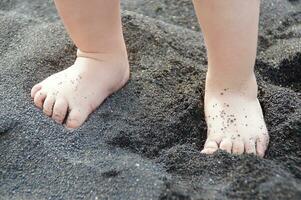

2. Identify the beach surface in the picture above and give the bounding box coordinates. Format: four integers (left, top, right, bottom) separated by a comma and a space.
0, 0, 300, 199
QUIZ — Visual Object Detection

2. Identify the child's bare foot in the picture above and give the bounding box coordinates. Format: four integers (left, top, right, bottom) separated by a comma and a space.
201, 73, 269, 157
31, 49, 129, 129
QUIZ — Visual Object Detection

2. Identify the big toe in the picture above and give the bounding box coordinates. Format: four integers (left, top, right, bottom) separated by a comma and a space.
201, 139, 219, 154
65, 107, 90, 129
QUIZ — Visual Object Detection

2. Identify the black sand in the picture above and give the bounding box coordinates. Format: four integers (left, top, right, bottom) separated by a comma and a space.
0, 0, 300, 199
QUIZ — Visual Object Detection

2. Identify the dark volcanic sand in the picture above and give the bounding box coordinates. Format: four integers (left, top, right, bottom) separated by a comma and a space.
0, 0, 300, 199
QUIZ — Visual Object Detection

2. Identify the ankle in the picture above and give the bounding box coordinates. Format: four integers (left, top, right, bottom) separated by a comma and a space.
77, 47, 128, 62
75, 28, 128, 61
205, 71, 258, 100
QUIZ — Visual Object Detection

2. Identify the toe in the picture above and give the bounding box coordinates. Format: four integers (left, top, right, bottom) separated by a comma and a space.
219, 139, 232, 153
34, 91, 47, 109
52, 98, 68, 124
232, 140, 244, 155
43, 96, 55, 117
65, 108, 90, 129
256, 135, 269, 157
201, 139, 219, 154
244, 138, 256, 155
31, 84, 42, 98
201, 148, 218, 154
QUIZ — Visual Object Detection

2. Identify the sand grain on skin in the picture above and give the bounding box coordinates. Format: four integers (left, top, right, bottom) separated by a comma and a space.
0, 0, 300, 199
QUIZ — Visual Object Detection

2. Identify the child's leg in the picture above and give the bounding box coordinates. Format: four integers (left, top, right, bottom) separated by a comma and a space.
193, 0, 269, 156
31, 0, 129, 129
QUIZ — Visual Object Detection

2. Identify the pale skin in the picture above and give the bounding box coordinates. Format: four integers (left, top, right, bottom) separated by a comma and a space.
31, 0, 269, 156
31, 0, 130, 128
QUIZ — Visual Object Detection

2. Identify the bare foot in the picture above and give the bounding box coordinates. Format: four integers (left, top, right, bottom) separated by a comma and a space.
201, 73, 269, 157
31, 49, 129, 129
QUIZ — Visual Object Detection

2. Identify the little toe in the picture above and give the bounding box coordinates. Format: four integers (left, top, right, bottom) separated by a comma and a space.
244, 138, 256, 155
201, 139, 218, 154
31, 84, 42, 98
256, 136, 269, 157
52, 98, 68, 124
43, 96, 55, 117
232, 140, 244, 155
219, 139, 232, 153
34, 91, 47, 109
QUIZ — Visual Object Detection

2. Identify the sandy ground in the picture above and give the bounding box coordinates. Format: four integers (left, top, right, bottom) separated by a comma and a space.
0, 0, 300, 199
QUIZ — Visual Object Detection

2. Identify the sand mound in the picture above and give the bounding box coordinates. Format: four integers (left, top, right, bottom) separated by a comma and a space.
0, 0, 300, 199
